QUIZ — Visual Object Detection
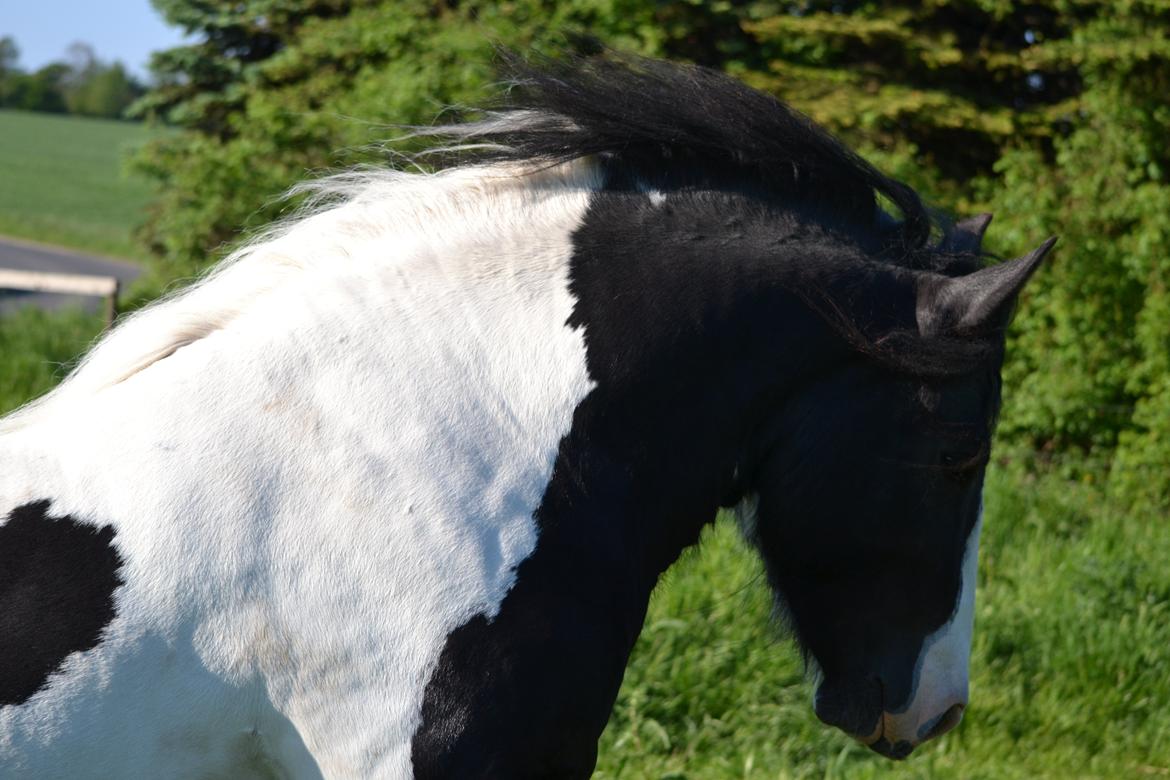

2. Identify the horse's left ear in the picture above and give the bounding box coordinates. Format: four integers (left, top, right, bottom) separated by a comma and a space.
939, 213, 993, 254
917, 237, 1057, 336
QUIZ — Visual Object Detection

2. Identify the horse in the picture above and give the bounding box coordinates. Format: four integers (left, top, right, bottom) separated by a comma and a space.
0, 52, 1053, 777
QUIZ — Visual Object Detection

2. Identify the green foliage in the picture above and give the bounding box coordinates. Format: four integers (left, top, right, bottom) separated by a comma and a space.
0, 63, 70, 114
0, 110, 160, 259
130, 0, 763, 278
64, 60, 143, 119
984, 10, 1170, 511
0, 39, 145, 119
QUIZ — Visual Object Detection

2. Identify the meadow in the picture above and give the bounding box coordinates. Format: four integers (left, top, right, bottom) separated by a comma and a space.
0, 109, 153, 411
0, 109, 158, 260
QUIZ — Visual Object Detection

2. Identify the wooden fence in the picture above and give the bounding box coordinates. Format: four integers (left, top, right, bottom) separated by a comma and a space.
0, 269, 120, 327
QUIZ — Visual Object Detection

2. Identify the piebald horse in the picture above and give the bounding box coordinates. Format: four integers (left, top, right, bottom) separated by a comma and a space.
0, 54, 1052, 777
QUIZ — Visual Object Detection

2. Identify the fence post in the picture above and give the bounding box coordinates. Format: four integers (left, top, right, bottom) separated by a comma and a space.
106, 279, 120, 329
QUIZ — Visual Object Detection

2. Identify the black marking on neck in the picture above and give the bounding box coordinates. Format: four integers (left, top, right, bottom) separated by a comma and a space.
409, 170, 862, 776
0, 500, 125, 706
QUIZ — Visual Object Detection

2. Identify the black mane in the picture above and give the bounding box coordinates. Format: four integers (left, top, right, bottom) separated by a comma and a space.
420, 51, 998, 379
430, 50, 931, 251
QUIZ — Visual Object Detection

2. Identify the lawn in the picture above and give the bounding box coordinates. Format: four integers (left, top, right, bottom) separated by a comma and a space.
0, 306, 103, 414
0, 110, 159, 260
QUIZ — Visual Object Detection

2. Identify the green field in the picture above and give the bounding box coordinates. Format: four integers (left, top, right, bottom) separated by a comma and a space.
0, 110, 158, 259
0, 305, 103, 413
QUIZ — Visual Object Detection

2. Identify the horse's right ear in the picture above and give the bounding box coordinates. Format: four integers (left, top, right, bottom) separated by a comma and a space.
917, 237, 1056, 336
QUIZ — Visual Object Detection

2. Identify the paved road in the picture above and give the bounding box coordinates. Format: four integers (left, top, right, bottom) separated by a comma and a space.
0, 236, 140, 315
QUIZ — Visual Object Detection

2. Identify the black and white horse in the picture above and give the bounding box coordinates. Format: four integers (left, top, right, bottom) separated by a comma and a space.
0, 54, 1052, 777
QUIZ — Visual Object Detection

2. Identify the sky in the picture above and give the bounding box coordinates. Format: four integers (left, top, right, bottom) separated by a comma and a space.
0, 0, 188, 78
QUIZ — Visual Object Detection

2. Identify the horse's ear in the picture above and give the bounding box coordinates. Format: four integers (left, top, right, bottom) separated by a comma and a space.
939, 213, 993, 254
918, 237, 1057, 336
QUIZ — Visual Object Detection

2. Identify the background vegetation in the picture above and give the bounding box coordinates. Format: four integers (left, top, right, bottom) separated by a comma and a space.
1, 1, 1168, 777
0, 37, 145, 119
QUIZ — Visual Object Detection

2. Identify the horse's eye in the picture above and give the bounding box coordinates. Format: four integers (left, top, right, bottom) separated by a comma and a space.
940, 446, 988, 477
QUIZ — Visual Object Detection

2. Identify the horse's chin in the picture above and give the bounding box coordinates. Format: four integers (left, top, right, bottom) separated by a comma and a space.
812, 675, 883, 743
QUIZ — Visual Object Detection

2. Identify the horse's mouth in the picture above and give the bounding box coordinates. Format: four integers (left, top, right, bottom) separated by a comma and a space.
850, 701, 966, 760
850, 715, 914, 760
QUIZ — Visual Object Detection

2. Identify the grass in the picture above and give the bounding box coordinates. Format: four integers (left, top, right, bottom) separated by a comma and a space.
595, 465, 1170, 779
0, 110, 160, 260
0, 110, 155, 413
0, 306, 103, 414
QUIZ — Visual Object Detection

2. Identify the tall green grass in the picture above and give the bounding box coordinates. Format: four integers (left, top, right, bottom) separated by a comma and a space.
0, 306, 103, 415
595, 465, 1170, 779
0, 110, 158, 259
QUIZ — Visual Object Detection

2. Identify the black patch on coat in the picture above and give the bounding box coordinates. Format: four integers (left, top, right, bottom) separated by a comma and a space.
0, 500, 124, 706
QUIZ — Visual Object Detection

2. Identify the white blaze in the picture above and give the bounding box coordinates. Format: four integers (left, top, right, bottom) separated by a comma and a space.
881, 508, 981, 745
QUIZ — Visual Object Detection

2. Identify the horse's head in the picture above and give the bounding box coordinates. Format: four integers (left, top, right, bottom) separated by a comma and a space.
739, 217, 1053, 759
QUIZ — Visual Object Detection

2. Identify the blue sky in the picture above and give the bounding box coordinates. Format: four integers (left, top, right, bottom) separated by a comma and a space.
1, 0, 188, 78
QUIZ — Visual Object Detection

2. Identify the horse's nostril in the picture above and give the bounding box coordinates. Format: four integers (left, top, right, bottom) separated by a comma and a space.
924, 702, 966, 742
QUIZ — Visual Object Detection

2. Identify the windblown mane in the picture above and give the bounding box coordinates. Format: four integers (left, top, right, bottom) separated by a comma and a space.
420, 50, 932, 250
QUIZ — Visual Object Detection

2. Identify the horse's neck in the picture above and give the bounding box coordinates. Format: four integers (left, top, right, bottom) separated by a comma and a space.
409, 190, 862, 774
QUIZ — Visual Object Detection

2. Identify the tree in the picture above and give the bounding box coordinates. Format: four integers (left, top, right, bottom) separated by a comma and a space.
66, 60, 144, 118
0, 36, 18, 75
0, 35, 22, 105
58, 43, 145, 118
0, 38, 143, 118
8, 64, 71, 113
